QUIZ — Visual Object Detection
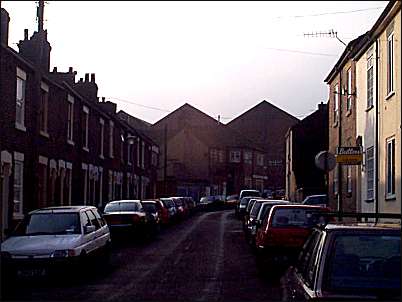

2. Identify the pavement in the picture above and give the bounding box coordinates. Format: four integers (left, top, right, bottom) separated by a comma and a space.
1, 210, 283, 302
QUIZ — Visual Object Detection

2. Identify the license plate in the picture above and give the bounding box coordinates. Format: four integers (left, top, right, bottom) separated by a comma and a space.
17, 268, 47, 278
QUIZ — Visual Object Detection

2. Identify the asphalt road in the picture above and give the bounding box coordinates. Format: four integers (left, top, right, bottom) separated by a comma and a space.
1, 210, 283, 301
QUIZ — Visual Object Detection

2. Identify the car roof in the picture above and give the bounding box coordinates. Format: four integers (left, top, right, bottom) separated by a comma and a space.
141, 200, 157, 204
29, 206, 96, 214
323, 222, 401, 231
261, 200, 291, 205
305, 195, 327, 198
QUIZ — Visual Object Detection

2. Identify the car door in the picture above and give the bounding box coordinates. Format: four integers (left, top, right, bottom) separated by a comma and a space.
92, 208, 110, 246
86, 209, 103, 252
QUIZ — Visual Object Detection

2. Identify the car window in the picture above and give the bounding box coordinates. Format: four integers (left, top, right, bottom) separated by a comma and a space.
91, 209, 106, 227
86, 210, 100, 230
142, 203, 157, 213
104, 202, 141, 212
323, 233, 401, 291
81, 211, 92, 228
271, 208, 325, 228
297, 230, 322, 288
250, 202, 263, 218
13, 213, 81, 236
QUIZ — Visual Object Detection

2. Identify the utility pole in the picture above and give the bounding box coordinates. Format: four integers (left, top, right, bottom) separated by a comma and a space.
304, 29, 347, 46
163, 124, 167, 197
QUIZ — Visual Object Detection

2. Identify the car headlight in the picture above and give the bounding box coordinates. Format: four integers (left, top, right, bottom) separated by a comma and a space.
51, 249, 76, 258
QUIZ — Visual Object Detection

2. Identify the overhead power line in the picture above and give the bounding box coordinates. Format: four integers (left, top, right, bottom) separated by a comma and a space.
265, 47, 338, 57
107, 97, 171, 113
274, 6, 384, 19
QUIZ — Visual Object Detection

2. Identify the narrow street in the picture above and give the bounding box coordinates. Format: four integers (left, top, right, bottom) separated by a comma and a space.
2, 210, 282, 301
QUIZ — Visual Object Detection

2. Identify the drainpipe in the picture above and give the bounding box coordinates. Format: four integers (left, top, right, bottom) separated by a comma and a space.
375, 38, 379, 222
338, 66, 343, 221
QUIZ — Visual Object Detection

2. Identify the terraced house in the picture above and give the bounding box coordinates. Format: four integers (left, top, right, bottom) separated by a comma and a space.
0, 7, 159, 241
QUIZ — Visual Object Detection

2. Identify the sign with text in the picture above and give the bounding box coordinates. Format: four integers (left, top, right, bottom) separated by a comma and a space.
336, 146, 363, 165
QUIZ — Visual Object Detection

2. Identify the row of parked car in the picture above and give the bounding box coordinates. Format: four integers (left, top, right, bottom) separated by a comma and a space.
1, 196, 197, 280
235, 191, 401, 301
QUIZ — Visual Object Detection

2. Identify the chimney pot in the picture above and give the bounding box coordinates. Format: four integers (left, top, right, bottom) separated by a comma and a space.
90, 73, 95, 82
79, 78, 83, 82
102, 97, 106, 102
85, 73, 89, 82
24, 29, 28, 40
68, 67, 73, 73
53, 67, 57, 72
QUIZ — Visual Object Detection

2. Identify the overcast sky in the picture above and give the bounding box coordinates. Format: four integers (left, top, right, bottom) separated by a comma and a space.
2, 1, 388, 124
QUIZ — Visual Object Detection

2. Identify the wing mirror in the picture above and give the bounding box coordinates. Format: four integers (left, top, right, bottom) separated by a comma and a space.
84, 225, 96, 234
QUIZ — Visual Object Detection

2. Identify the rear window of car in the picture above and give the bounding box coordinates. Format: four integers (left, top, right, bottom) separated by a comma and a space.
242, 191, 260, 198
173, 199, 183, 206
104, 202, 141, 213
142, 203, 157, 213
304, 196, 327, 205
240, 198, 250, 206
324, 234, 401, 291
271, 208, 324, 228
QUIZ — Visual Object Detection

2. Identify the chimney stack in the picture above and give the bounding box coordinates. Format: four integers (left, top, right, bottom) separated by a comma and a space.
84, 73, 89, 82
53, 67, 57, 72
102, 97, 105, 102
79, 78, 83, 82
90, 73, 95, 83
1, 8, 10, 46
68, 67, 73, 73
24, 29, 28, 40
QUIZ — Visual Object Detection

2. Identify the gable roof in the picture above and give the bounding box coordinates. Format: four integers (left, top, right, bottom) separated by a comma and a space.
227, 100, 299, 125
152, 103, 218, 128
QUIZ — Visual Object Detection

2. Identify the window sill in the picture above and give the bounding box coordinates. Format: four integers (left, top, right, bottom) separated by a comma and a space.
365, 105, 374, 112
332, 121, 338, 128
15, 123, 26, 132
83, 147, 89, 152
385, 195, 396, 201
40, 131, 49, 138
345, 110, 352, 117
365, 199, 375, 203
385, 91, 395, 100
67, 139, 75, 146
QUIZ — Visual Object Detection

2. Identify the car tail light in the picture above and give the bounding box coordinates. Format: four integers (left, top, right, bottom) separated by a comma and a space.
132, 215, 140, 223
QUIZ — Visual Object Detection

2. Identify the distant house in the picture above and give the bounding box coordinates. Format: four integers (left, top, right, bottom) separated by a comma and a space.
285, 102, 328, 202
227, 100, 299, 193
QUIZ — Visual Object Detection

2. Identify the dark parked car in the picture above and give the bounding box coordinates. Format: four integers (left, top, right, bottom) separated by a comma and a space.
236, 196, 258, 219
302, 194, 328, 207
103, 200, 148, 237
140, 200, 161, 236
160, 197, 177, 224
255, 204, 330, 270
282, 222, 401, 301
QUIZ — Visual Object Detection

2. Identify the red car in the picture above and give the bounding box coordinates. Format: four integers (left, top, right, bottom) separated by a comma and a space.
255, 204, 330, 270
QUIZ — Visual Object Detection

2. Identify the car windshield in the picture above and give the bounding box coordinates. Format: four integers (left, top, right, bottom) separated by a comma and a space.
142, 203, 157, 213
324, 234, 401, 292
240, 198, 251, 206
13, 213, 81, 236
271, 208, 325, 227
104, 202, 141, 213
250, 201, 263, 218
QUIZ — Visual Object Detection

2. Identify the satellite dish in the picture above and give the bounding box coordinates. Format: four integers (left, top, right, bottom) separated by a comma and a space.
315, 151, 336, 172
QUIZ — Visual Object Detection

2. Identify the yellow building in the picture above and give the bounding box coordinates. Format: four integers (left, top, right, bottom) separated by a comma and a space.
354, 1, 401, 216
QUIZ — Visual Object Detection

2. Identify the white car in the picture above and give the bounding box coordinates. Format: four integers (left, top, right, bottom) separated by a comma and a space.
1, 206, 111, 278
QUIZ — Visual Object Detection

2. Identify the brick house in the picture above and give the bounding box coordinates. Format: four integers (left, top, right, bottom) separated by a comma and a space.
0, 7, 158, 241
324, 34, 368, 213
227, 100, 299, 194
285, 102, 329, 202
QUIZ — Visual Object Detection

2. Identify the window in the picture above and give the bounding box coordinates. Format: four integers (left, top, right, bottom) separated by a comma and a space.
151, 151, 158, 167
141, 141, 145, 169
82, 106, 89, 150
387, 31, 394, 94
244, 151, 252, 164
334, 84, 339, 123
256, 154, 264, 166
39, 82, 49, 136
218, 150, 224, 163
82, 163, 88, 204
127, 134, 133, 165
16, 67, 26, 131
244, 177, 252, 188
67, 95, 74, 144
347, 68, 352, 111
386, 138, 395, 197
99, 118, 105, 158
120, 132, 125, 162
210, 149, 218, 162
229, 150, 241, 163
367, 51, 374, 108
347, 166, 352, 194
333, 166, 338, 195
86, 210, 100, 230
13, 153, 24, 218
366, 147, 374, 200
109, 121, 114, 158
136, 138, 140, 167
